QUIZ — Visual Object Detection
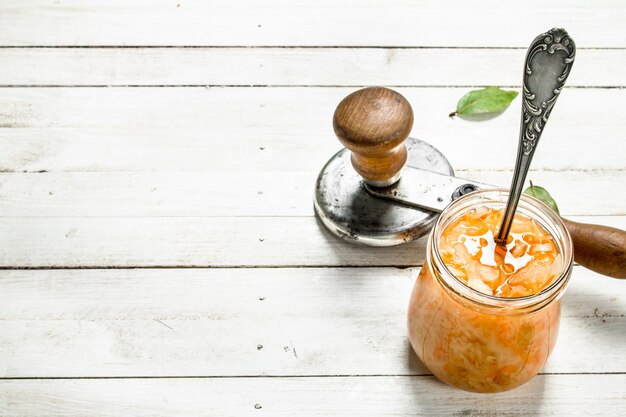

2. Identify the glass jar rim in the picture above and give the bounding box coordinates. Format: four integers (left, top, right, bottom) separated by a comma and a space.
429, 188, 574, 313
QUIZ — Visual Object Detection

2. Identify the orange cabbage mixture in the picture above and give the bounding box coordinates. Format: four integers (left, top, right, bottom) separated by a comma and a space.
408, 207, 564, 392
439, 206, 563, 298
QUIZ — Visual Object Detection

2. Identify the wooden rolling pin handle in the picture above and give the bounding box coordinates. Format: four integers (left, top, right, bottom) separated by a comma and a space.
333, 87, 413, 187
562, 218, 626, 279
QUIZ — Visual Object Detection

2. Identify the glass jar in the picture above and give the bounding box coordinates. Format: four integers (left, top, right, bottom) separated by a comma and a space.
407, 189, 573, 393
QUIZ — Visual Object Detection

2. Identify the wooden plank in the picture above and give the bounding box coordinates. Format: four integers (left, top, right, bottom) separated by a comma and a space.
1, 48, 625, 87
2, 87, 622, 131
0, 88, 624, 172
2, 374, 626, 416
1, 1, 625, 47
0, 127, 622, 172
0, 216, 623, 268
0, 170, 623, 217
0, 266, 624, 378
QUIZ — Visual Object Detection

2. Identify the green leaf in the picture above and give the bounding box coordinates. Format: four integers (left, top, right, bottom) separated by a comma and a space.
523, 183, 560, 215
450, 87, 519, 120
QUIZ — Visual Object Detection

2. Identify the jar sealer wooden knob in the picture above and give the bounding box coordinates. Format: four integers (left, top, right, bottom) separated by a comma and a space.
314, 87, 455, 246
333, 87, 412, 187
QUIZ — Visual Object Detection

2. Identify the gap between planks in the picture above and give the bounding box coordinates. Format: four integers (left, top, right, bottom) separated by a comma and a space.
0, 259, 617, 271
3, 371, 625, 381
0, 85, 624, 89
3, 46, 624, 49
0, 264, 418, 271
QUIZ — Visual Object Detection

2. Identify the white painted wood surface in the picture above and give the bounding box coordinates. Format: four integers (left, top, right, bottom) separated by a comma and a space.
0, 171, 623, 217
1, 267, 624, 378
0, 216, 624, 268
3, 375, 626, 417
1, 0, 626, 47
0, 88, 624, 173
2, 48, 626, 87
1, 1, 625, 416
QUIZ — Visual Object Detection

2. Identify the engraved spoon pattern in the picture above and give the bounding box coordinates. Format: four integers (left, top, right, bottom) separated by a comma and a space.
496, 28, 576, 245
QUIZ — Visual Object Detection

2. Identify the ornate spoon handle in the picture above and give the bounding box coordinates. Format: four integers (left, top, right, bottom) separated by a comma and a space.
496, 28, 576, 245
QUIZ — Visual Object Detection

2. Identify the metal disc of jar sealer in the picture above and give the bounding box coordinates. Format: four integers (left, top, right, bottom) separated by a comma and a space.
314, 137, 454, 246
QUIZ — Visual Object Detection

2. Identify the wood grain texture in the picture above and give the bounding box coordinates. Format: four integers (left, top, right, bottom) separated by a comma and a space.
0, 216, 624, 268
2, 87, 623, 131
2, 375, 626, 416
0, 1, 624, 415
1, 0, 626, 47
333, 87, 412, 184
0, 266, 624, 378
0, 127, 623, 173
0, 171, 623, 217
0, 88, 624, 173
0, 3, 624, 415
563, 218, 626, 278
2, 48, 625, 87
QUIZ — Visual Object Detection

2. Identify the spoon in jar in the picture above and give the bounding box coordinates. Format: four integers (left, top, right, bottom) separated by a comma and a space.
495, 28, 576, 246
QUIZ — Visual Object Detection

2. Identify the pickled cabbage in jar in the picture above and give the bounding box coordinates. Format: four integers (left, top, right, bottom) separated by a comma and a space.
408, 205, 568, 393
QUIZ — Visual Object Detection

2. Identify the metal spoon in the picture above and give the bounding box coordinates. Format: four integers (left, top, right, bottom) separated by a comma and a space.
495, 28, 576, 245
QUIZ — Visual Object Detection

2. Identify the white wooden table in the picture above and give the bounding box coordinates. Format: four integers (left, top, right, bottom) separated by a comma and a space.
1, 1, 625, 415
